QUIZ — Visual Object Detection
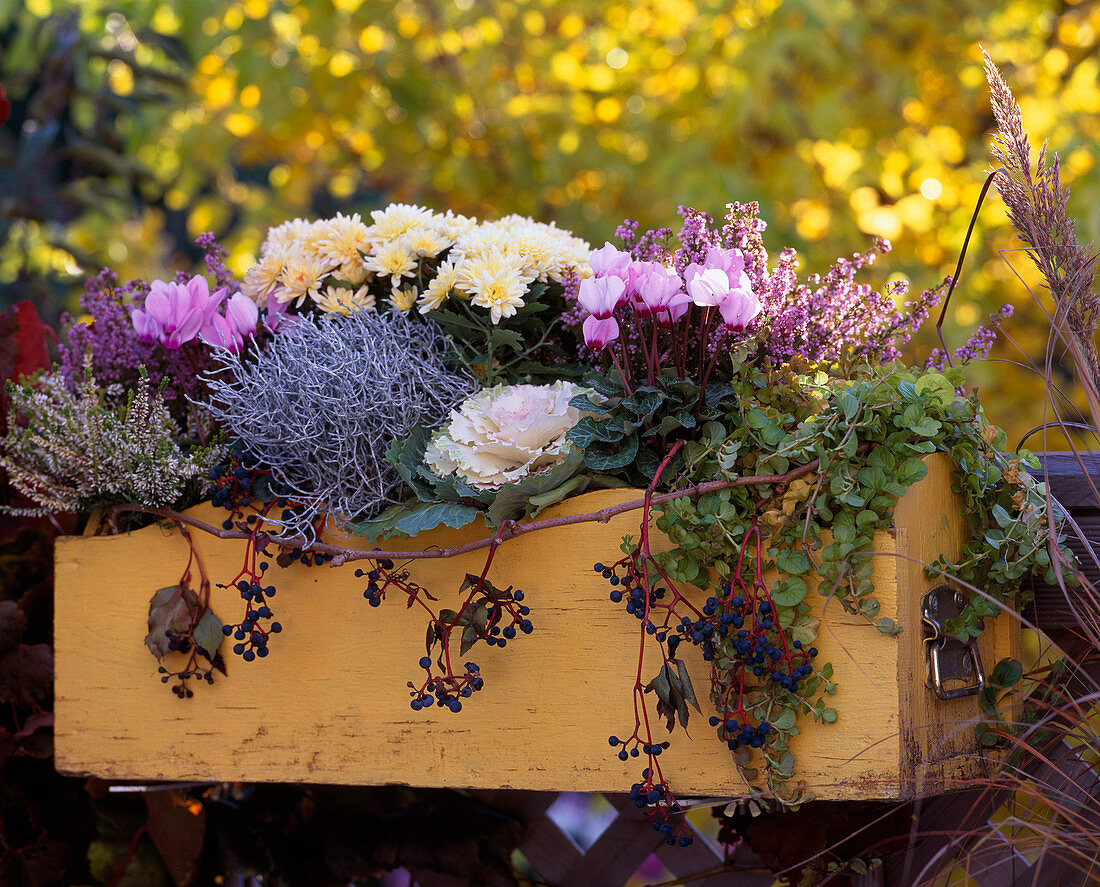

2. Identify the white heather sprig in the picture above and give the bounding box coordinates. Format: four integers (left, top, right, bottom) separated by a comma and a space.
0, 362, 222, 516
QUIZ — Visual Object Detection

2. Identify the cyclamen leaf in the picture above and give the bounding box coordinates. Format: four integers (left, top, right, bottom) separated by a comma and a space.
583, 435, 639, 471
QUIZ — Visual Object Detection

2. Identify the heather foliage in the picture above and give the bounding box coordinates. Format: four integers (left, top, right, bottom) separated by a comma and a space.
57, 234, 248, 434
0, 361, 222, 516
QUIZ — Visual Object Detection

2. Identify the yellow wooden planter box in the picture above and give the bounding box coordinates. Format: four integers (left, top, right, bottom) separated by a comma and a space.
54, 455, 1015, 800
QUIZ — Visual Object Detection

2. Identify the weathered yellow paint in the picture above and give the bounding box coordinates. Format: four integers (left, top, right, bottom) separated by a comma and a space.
54, 454, 1014, 799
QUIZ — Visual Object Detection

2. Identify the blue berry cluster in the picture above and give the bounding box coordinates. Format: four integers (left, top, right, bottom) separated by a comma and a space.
354, 556, 393, 607
157, 631, 217, 697
221, 561, 282, 662
485, 590, 533, 648
608, 734, 669, 762
628, 770, 693, 846
408, 662, 483, 713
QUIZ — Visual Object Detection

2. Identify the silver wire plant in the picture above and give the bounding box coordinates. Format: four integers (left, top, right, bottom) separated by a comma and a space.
203, 309, 479, 540
0, 358, 222, 516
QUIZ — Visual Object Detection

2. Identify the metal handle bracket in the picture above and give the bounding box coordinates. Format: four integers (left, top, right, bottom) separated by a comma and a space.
922, 584, 985, 700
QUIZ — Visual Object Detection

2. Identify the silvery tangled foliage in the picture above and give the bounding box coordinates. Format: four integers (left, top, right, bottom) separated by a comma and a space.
0, 362, 222, 516
203, 309, 478, 537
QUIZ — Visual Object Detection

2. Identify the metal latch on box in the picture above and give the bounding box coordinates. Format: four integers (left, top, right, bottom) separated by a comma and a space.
922, 585, 985, 700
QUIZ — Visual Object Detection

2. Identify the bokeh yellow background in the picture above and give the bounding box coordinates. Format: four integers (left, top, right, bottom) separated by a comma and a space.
3, 0, 1100, 447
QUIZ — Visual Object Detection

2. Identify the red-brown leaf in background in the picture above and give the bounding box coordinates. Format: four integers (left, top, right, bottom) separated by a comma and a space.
0, 301, 53, 434
0, 83, 10, 126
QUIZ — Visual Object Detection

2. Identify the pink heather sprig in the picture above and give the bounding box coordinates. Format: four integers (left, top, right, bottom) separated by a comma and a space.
926, 305, 1014, 370
568, 202, 957, 382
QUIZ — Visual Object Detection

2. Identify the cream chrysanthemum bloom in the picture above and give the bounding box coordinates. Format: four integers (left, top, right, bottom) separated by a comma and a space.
400, 226, 453, 259
365, 203, 435, 243
311, 284, 377, 315
364, 240, 418, 287
389, 286, 418, 313
276, 252, 331, 307
418, 259, 460, 313
264, 218, 319, 251
241, 243, 292, 305
425, 381, 592, 490
313, 212, 371, 269
457, 251, 536, 324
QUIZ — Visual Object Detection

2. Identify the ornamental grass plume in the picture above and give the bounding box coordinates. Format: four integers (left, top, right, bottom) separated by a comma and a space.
203, 309, 478, 538
983, 47, 1100, 427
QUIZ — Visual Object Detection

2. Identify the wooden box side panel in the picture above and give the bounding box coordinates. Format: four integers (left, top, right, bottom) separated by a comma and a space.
55, 466, 963, 799
894, 455, 1021, 795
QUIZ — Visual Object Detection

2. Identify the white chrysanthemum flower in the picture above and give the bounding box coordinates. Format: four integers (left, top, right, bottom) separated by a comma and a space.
264, 218, 320, 252
313, 212, 371, 268
400, 226, 453, 259
365, 203, 436, 244
364, 240, 418, 287
241, 242, 292, 305
275, 252, 331, 307
425, 381, 592, 489
435, 210, 479, 240
311, 284, 377, 315
457, 251, 536, 324
389, 286, 418, 313
338, 258, 370, 286
418, 260, 460, 313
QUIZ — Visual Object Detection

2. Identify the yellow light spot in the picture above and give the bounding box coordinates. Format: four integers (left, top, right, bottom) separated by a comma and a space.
305, 130, 325, 150
333, 0, 364, 12
269, 165, 291, 188
151, 5, 180, 34
953, 301, 980, 326
201, 16, 220, 37
523, 10, 545, 35
206, 75, 235, 109
626, 95, 644, 114
595, 96, 622, 123
239, 85, 260, 108
243, 0, 269, 19
606, 47, 628, 69
397, 16, 419, 38
559, 131, 580, 154
359, 24, 386, 52
329, 173, 356, 198
224, 113, 257, 137
920, 177, 943, 200
440, 30, 463, 54
791, 199, 830, 241
329, 51, 356, 77
558, 13, 583, 38
223, 6, 244, 29
108, 60, 134, 96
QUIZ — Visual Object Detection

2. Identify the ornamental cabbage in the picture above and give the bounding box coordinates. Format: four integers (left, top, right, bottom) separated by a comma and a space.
425, 381, 592, 490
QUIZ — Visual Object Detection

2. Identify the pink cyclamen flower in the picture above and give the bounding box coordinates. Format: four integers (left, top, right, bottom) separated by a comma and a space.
578, 275, 626, 319
588, 242, 633, 279
583, 314, 620, 351
632, 262, 691, 323
135, 276, 224, 349
202, 292, 259, 353
131, 306, 162, 344
685, 266, 761, 331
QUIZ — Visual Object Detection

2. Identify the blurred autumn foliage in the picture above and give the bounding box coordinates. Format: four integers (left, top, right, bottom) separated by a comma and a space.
2, 0, 1100, 443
